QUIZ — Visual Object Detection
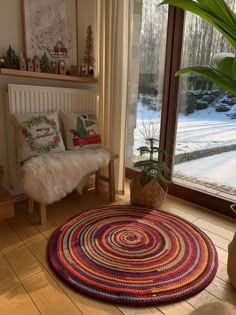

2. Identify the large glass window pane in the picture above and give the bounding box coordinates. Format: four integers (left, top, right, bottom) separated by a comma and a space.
126, 0, 168, 168
173, 7, 236, 202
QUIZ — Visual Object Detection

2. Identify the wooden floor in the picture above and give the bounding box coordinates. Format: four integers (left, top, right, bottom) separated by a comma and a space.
0, 181, 236, 315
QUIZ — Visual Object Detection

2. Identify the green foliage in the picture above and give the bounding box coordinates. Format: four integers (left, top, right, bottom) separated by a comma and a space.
21, 116, 60, 153
83, 25, 95, 67
6, 45, 18, 69
40, 52, 50, 73
160, 0, 236, 96
133, 138, 171, 189
76, 116, 87, 137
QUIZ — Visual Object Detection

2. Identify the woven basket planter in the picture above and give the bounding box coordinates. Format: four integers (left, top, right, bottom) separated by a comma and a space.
130, 176, 167, 208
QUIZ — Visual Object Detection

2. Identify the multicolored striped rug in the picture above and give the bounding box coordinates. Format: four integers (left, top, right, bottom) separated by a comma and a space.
48, 205, 218, 305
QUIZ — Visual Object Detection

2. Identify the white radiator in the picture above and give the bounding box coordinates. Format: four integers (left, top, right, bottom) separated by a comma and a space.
6, 84, 98, 193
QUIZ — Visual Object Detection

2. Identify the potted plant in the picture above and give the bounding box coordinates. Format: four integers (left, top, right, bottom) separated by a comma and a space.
160, 0, 236, 96
130, 138, 171, 208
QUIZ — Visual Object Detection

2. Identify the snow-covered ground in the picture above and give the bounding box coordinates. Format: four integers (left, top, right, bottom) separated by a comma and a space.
175, 151, 236, 188
134, 99, 236, 193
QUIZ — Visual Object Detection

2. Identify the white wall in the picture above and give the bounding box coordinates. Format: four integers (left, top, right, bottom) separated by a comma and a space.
0, 0, 96, 190
77, 0, 97, 71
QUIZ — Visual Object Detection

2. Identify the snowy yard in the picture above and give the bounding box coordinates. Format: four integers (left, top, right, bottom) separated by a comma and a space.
134, 99, 236, 196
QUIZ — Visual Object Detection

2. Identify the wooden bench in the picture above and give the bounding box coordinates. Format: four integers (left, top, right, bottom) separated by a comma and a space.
28, 153, 119, 224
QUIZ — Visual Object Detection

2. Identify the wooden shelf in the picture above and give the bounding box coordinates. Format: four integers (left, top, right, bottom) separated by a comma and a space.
0, 68, 98, 84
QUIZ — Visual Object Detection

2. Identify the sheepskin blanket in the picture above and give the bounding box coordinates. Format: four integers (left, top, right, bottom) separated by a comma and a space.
22, 149, 110, 205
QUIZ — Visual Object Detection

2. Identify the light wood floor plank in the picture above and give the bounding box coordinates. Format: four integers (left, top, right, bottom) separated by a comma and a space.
206, 277, 236, 307
0, 286, 40, 315
157, 301, 194, 315
216, 261, 229, 283
0, 251, 20, 295
166, 196, 236, 230
7, 212, 124, 315
1, 184, 235, 315
186, 290, 220, 308
117, 305, 164, 315
0, 221, 83, 315
64, 291, 123, 315
198, 229, 229, 251
215, 247, 228, 265
161, 201, 198, 223
193, 219, 234, 241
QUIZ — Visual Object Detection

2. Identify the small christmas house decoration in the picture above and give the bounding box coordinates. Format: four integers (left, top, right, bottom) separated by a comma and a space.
6, 45, 18, 69
71, 65, 79, 76
0, 56, 5, 68
88, 66, 94, 77
50, 61, 58, 74
19, 53, 26, 71
58, 59, 66, 75
33, 55, 40, 72
40, 52, 50, 73
27, 59, 34, 71
82, 25, 95, 77
80, 64, 87, 77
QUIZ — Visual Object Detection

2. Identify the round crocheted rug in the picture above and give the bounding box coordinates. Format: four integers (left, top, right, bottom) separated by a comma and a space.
48, 205, 218, 305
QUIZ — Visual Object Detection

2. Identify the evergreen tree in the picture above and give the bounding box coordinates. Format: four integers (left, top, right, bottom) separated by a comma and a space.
40, 52, 50, 73
83, 25, 95, 67
6, 45, 18, 69
76, 116, 87, 137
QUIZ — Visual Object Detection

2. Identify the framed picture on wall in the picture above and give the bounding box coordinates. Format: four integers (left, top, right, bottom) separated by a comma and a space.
23, 0, 78, 70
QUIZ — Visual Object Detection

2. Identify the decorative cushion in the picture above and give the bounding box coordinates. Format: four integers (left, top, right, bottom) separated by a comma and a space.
12, 112, 65, 161
61, 112, 101, 150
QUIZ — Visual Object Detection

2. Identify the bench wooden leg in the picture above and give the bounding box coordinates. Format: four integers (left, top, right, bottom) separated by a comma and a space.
39, 204, 47, 225
28, 198, 34, 214
95, 153, 118, 202
95, 169, 101, 194
108, 159, 115, 202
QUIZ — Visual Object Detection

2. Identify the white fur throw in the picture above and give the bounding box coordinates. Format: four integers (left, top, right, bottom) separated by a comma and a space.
22, 149, 110, 205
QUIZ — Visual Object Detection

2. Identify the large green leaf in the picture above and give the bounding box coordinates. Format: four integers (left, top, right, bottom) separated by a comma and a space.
234, 55, 236, 80
177, 63, 236, 96
160, 0, 236, 49
212, 53, 235, 80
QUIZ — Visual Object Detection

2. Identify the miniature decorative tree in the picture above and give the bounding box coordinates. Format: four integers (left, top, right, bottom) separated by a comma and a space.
83, 25, 95, 73
6, 45, 18, 69
76, 116, 87, 137
40, 52, 50, 73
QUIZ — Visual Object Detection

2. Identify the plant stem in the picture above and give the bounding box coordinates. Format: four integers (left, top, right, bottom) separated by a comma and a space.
150, 138, 154, 161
